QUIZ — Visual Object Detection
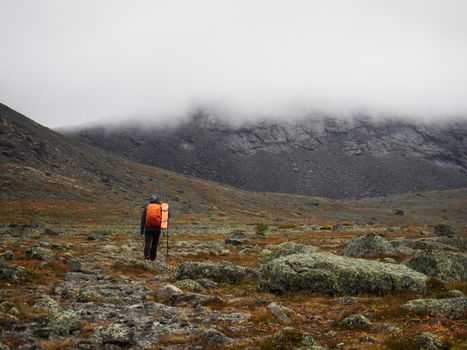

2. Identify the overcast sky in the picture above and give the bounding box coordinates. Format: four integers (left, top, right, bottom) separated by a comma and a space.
1, 0, 467, 127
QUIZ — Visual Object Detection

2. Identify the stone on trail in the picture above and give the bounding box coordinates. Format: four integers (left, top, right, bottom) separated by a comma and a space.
176, 261, 257, 283
341, 232, 397, 257
258, 252, 428, 295
402, 297, 467, 319
404, 250, 467, 282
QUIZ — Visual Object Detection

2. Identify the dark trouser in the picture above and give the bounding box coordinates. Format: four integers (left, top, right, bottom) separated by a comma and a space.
144, 228, 161, 260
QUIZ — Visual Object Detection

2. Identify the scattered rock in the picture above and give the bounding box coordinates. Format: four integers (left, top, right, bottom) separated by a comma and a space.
174, 279, 204, 292
47, 310, 80, 335
176, 261, 257, 283
258, 252, 427, 295
434, 224, 453, 236
267, 302, 296, 324
197, 278, 218, 289
77, 288, 101, 302
171, 292, 225, 306
101, 323, 134, 346
404, 250, 467, 282
0, 250, 13, 260
260, 241, 317, 264
26, 246, 54, 260
416, 332, 446, 350
219, 249, 231, 256
66, 258, 82, 272
156, 284, 183, 299
444, 289, 465, 298
271, 327, 322, 349
201, 328, 232, 344
0, 260, 28, 281
402, 297, 466, 319
359, 335, 377, 343
225, 231, 249, 245
113, 258, 175, 275
378, 323, 401, 334
323, 330, 337, 338
394, 209, 404, 215
338, 313, 372, 330
0, 341, 10, 350
341, 233, 397, 257
35, 295, 59, 310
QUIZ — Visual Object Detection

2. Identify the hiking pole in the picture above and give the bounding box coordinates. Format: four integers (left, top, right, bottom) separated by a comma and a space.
166, 227, 169, 259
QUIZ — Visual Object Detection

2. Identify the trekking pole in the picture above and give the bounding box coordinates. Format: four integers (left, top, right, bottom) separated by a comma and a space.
166, 227, 169, 259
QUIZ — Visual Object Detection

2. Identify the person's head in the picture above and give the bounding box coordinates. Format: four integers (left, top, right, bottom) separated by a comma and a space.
149, 195, 161, 204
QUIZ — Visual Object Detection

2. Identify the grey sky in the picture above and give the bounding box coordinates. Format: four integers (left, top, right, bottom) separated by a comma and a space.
1, 0, 467, 127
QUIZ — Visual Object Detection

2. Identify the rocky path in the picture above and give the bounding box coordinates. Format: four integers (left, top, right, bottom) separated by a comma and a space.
1, 223, 466, 349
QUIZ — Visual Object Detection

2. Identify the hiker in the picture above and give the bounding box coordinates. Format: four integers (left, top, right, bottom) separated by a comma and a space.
140, 195, 169, 260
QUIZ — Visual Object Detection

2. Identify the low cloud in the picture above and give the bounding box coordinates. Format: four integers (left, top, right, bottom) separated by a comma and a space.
1, 0, 467, 127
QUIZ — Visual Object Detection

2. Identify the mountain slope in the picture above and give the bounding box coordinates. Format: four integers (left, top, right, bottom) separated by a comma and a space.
0, 103, 345, 224
63, 112, 467, 198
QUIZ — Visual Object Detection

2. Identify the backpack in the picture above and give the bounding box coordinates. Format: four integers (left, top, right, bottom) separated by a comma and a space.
145, 203, 162, 228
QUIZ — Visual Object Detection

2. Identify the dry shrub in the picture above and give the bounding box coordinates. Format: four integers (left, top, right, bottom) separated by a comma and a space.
427, 277, 448, 293
158, 334, 197, 346
383, 335, 422, 350
38, 339, 76, 350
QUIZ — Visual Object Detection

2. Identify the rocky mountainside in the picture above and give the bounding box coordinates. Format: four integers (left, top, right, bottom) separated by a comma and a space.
63, 112, 467, 198
0, 103, 325, 220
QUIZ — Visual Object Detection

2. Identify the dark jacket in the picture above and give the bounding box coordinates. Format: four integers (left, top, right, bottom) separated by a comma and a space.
140, 205, 170, 234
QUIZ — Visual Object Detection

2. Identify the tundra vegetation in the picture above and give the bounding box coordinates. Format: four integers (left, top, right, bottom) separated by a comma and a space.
1, 104, 466, 349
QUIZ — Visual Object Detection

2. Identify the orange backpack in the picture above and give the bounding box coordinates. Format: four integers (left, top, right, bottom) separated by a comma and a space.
145, 203, 162, 228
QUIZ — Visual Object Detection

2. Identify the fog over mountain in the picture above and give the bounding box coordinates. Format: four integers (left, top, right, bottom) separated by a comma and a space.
1, 0, 467, 127
64, 112, 467, 198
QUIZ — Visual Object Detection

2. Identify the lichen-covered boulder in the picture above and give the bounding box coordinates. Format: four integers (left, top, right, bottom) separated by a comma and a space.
260, 241, 317, 265
404, 250, 467, 282
338, 313, 372, 330
258, 252, 428, 295
416, 332, 446, 350
101, 323, 134, 346
176, 261, 257, 283
26, 246, 54, 260
341, 233, 397, 257
267, 302, 296, 324
402, 297, 466, 319
271, 327, 323, 350
174, 279, 204, 292
48, 310, 80, 335
0, 261, 28, 282
201, 328, 232, 344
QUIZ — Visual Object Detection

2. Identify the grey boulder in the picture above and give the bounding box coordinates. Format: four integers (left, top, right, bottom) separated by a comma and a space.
402, 297, 466, 319
341, 233, 397, 257
176, 261, 257, 283
404, 250, 467, 282
258, 252, 428, 295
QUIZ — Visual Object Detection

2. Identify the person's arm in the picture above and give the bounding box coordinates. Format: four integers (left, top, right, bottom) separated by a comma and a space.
140, 207, 147, 234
